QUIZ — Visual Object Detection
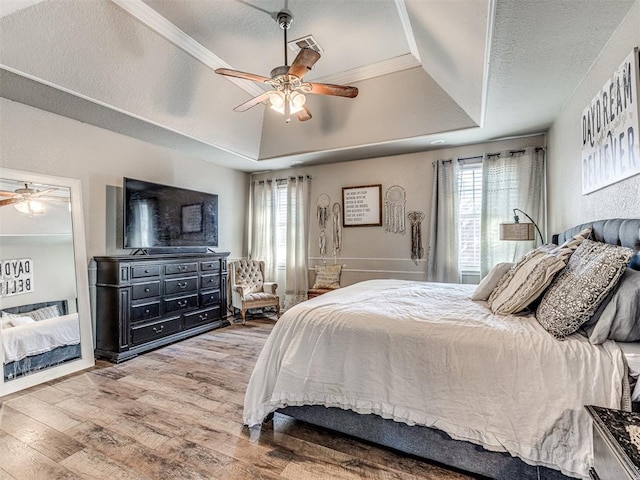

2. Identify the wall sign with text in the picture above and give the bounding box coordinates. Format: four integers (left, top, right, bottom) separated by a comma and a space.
342, 184, 382, 227
582, 47, 640, 194
1, 258, 34, 298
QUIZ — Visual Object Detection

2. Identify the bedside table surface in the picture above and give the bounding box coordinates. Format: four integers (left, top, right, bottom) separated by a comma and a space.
586, 405, 640, 477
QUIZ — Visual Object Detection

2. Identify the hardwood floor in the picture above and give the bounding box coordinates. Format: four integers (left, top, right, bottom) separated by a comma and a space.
0, 318, 476, 480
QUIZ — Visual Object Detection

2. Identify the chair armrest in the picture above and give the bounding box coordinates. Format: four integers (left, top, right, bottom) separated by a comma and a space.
234, 285, 247, 298
263, 282, 278, 294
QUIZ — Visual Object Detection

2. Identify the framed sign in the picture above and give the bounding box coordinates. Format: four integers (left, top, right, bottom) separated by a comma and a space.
181, 203, 203, 233
1, 258, 34, 297
342, 184, 382, 227
582, 47, 640, 194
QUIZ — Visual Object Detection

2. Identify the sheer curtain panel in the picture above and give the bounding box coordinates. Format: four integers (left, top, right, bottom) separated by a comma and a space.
285, 176, 311, 309
250, 179, 278, 281
427, 159, 461, 283
480, 147, 546, 276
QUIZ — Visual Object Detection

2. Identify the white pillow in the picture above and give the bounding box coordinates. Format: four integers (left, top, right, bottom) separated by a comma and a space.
7, 316, 36, 327
471, 262, 514, 301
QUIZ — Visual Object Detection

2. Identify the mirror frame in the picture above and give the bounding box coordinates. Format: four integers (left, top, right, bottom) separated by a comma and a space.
0, 167, 94, 396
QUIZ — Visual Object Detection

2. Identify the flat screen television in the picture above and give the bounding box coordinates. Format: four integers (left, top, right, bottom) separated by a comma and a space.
124, 178, 218, 250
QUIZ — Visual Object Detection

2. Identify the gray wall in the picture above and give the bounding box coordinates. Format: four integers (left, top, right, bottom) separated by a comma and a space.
547, 2, 640, 233
254, 134, 545, 286
0, 99, 248, 263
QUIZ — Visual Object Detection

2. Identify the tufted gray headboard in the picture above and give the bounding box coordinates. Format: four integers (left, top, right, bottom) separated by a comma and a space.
552, 218, 640, 270
2, 300, 68, 316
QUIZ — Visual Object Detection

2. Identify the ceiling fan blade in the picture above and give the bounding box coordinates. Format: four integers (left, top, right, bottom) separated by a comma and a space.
233, 92, 272, 112
308, 82, 358, 98
215, 68, 271, 84
0, 197, 21, 207
297, 105, 312, 122
288, 48, 321, 79
0, 190, 15, 197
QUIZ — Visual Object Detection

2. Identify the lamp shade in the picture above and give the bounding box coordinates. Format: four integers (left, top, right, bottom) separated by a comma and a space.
500, 222, 535, 241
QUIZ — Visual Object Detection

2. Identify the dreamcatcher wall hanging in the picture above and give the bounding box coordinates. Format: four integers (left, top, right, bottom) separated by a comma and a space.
384, 185, 406, 234
317, 194, 330, 256
407, 211, 425, 265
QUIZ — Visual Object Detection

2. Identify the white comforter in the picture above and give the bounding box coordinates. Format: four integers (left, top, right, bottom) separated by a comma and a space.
2, 313, 80, 363
244, 279, 627, 479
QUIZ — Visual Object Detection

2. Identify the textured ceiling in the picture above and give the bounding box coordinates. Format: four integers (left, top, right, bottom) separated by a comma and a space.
0, 0, 636, 172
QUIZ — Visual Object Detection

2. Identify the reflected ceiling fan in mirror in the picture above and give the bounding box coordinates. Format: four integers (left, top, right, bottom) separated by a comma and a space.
0, 183, 69, 216
215, 10, 358, 123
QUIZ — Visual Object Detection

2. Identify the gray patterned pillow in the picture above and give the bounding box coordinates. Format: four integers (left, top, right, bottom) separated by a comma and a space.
536, 240, 633, 339
1, 304, 60, 321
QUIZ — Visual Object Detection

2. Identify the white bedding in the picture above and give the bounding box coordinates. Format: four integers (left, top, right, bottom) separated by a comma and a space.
2, 313, 80, 363
619, 342, 640, 401
244, 279, 628, 479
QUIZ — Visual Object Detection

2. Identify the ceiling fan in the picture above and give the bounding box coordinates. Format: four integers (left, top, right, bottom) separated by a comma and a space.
0, 183, 69, 215
215, 10, 358, 123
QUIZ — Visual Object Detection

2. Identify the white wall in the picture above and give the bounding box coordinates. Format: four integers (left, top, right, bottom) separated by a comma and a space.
254, 134, 545, 286
547, 2, 640, 233
0, 99, 248, 262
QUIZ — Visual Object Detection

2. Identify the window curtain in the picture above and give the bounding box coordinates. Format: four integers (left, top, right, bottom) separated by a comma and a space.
250, 178, 278, 281
427, 159, 461, 283
480, 147, 546, 276
284, 175, 311, 310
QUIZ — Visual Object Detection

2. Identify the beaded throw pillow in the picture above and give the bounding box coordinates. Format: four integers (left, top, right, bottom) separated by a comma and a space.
536, 239, 633, 339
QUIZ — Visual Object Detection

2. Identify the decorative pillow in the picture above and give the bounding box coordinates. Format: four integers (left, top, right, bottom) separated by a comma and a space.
536, 240, 633, 339
488, 246, 567, 315
471, 262, 514, 301
1, 305, 60, 322
313, 264, 342, 289
547, 226, 592, 260
7, 316, 36, 327
487, 227, 593, 315
584, 268, 640, 344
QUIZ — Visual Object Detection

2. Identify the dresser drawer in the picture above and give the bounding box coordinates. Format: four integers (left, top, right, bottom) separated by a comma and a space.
131, 317, 181, 345
164, 293, 198, 313
200, 289, 220, 306
165, 262, 198, 275
131, 301, 160, 323
164, 276, 198, 295
200, 274, 220, 290
184, 307, 220, 328
131, 281, 160, 300
131, 264, 160, 279
200, 260, 220, 272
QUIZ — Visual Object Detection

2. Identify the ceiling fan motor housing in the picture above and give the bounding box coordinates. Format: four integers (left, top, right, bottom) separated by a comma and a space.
277, 11, 293, 30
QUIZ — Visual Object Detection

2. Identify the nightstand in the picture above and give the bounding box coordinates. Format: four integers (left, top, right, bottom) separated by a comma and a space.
585, 405, 640, 480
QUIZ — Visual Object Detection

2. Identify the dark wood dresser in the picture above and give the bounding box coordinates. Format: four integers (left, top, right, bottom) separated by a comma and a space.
586, 405, 640, 480
94, 252, 229, 362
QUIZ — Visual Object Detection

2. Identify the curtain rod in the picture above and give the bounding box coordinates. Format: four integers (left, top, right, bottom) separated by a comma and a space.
439, 147, 545, 164
253, 175, 312, 184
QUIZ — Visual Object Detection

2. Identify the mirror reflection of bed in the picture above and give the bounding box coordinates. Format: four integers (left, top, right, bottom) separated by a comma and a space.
0, 177, 81, 382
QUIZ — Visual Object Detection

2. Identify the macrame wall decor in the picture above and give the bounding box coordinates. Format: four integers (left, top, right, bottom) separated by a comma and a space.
384, 185, 406, 234
317, 194, 330, 256
407, 211, 425, 265
332, 202, 342, 257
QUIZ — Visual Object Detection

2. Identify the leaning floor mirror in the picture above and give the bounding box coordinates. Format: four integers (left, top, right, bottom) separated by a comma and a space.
0, 167, 94, 396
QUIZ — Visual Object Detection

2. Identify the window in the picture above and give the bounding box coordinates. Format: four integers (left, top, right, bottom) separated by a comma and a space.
458, 163, 482, 273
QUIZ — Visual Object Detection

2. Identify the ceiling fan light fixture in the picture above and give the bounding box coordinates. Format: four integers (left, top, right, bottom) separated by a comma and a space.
290, 91, 306, 108
269, 90, 305, 115
14, 199, 45, 215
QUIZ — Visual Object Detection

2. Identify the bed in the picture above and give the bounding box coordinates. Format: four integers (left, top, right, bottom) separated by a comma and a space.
244, 218, 640, 480
1, 300, 81, 380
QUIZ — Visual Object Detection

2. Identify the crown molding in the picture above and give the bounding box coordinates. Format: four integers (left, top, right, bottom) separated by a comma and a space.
314, 53, 420, 85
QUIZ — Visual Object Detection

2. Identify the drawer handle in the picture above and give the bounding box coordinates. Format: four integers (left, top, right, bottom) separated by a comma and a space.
152, 325, 164, 334
199, 313, 208, 321
178, 282, 188, 288
178, 265, 188, 271
144, 269, 150, 274
144, 288, 150, 292
178, 300, 188, 307
145, 309, 150, 314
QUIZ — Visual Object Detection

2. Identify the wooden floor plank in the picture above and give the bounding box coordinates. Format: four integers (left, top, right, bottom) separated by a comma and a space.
0, 317, 475, 480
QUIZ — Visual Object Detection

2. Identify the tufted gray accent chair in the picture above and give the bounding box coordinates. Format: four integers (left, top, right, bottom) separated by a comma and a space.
229, 259, 280, 324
